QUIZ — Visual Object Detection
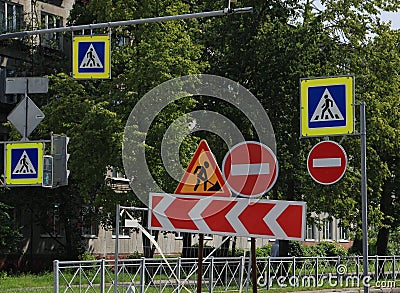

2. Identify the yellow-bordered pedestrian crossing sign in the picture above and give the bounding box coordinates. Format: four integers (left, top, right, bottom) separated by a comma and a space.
6, 142, 44, 185
73, 35, 111, 79
300, 76, 355, 138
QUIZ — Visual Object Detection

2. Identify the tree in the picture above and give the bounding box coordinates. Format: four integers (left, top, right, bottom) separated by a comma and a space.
197, 0, 400, 255
0, 202, 22, 255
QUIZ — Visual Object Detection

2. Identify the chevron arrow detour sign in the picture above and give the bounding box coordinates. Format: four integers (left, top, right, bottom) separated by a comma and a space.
149, 193, 306, 241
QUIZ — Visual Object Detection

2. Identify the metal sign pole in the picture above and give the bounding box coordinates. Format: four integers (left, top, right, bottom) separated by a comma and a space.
197, 233, 204, 293
0, 7, 253, 40
23, 86, 28, 141
360, 102, 368, 293
114, 204, 120, 293
251, 238, 258, 293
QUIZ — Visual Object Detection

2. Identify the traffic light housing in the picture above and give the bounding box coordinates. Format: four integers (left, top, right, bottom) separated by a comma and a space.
42, 155, 53, 188
52, 134, 70, 187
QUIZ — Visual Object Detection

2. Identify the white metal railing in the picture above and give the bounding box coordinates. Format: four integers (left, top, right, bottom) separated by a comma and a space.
54, 255, 400, 292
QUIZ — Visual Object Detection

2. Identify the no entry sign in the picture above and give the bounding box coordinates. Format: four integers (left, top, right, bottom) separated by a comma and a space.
222, 141, 278, 197
307, 141, 347, 185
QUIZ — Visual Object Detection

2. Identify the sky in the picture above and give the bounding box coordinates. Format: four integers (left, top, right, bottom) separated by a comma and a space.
381, 11, 400, 29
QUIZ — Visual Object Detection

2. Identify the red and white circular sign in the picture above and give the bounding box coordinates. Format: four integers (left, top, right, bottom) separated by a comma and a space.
222, 141, 278, 198
307, 141, 347, 185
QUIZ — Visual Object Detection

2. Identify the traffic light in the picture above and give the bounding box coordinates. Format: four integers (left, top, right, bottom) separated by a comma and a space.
52, 134, 70, 187
42, 155, 53, 188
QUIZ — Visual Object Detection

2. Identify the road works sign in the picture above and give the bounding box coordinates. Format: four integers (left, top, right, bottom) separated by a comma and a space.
73, 35, 111, 79
6, 142, 44, 185
175, 140, 231, 197
222, 141, 278, 198
149, 193, 306, 240
300, 76, 354, 137
307, 141, 347, 185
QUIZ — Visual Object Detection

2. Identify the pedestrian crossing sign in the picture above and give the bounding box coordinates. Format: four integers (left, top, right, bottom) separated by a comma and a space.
6, 142, 44, 185
300, 76, 354, 138
73, 35, 111, 79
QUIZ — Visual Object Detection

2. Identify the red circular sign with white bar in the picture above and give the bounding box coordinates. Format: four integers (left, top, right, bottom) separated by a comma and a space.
222, 141, 278, 198
307, 141, 347, 185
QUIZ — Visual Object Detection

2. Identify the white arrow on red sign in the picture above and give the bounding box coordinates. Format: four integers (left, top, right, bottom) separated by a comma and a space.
149, 193, 306, 240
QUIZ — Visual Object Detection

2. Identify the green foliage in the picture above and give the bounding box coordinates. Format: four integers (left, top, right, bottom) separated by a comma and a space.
2, 0, 400, 260
256, 245, 272, 257
0, 202, 22, 254
302, 242, 348, 257
78, 251, 97, 261
127, 251, 143, 259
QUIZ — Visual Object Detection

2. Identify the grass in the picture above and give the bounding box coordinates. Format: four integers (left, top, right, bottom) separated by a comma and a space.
0, 269, 396, 293
0, 272, 54, 292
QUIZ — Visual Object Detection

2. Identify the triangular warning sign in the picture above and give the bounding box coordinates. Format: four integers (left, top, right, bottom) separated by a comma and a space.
79, 44, 104, 69
175, 140, 231, 197
12, 151, 37, 175
310, 88, 344, 122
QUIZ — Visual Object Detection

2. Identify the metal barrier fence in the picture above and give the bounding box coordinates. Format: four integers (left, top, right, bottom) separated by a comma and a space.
54, 255, 400, 292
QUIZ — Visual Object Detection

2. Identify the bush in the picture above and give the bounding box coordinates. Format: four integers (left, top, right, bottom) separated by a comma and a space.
78, 251, 96, 261
256, 245, 271, 257
289, 241, 304, 257
302, 242, 347, 257
127, 251, 143, 259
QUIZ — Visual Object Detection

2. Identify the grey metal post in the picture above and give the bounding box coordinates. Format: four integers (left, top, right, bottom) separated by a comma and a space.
375, 255, 379, 282
0, 7, 253, 40
392, 255, 396, 281
140, 257, 146, 293
267, 257, 270, 290
114, 204, 120, 293
292, 256, 296, 281
23, 84, 28, 141
53, 260, 59, 293
239, 255, 245, 292
177, 257, 182, 293
360, 102, 369, 293
209, 256, 214, 293
100, 258, 105, 293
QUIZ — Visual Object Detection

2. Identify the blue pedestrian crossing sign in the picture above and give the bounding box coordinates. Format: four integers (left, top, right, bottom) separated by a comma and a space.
73, 35, 111, 79
300, 76, 355, 138
6, 142, 44, 185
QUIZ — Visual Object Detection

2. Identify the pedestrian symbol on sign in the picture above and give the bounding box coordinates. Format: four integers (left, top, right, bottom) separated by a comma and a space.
13, 151, 36, 175
80, 44, 103, 69
310, 88, 344, 122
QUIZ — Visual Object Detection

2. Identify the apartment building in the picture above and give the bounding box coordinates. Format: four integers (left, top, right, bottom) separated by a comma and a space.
0, 0, 74, 69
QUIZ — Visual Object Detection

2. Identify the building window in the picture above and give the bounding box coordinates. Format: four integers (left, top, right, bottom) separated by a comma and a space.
41, 12, 63, 49
322, 219, 333, 241
81, 206, 99, 238
0, 1, 23, 33
339, 225, 349, 242
306, 222, 315, 241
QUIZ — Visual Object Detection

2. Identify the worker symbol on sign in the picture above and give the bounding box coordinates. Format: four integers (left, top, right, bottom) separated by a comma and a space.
175, 140, 231, 197
193, 161, 221, 192
310, 88, 344, 122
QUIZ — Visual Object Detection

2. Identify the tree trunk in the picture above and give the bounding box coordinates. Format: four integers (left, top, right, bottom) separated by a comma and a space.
377, 227, 389, 256
142, 211, 158, 258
